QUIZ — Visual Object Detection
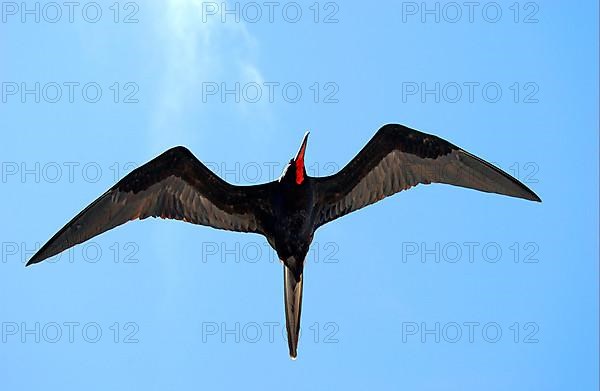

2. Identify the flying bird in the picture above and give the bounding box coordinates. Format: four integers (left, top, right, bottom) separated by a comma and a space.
27, 124, 541, 358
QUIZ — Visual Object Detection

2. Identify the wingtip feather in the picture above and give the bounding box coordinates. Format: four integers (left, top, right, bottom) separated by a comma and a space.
25, 254, 41, 267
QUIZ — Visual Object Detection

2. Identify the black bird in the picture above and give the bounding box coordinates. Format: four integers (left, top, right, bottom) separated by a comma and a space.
27, 124, 541, 358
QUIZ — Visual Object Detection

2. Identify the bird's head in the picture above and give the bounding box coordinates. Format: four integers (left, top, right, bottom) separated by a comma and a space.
280, 131, 309, 186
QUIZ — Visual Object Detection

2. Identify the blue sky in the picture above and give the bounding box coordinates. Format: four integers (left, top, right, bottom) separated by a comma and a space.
1, 1, 598, 390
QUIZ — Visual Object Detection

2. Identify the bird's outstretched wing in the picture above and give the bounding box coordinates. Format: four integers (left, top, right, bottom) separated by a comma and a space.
314, 124, 541, 227
27, 146, 273, 266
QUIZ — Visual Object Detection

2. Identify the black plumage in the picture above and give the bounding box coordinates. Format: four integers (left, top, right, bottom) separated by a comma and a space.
28, 123, 541, 358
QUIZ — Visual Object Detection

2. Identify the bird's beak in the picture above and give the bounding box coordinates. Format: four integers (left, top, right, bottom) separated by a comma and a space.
294, 131, 309, 162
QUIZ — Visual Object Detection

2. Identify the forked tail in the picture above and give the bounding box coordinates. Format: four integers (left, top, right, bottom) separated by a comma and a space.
283, 265, 303, 359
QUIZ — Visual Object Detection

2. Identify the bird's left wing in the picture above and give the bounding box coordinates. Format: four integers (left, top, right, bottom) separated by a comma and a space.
27, 146, 273, 266
314, 124, 541, 228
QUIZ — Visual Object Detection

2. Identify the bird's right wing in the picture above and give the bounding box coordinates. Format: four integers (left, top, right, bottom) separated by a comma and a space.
28, 146, 273, 266
314, 124, 540, 228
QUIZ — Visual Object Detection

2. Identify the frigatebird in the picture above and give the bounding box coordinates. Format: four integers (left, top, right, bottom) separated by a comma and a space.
27, 123, 541, 358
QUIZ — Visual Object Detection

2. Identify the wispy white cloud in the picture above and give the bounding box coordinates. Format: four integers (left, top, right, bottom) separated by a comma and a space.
151, 0, 268, 147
